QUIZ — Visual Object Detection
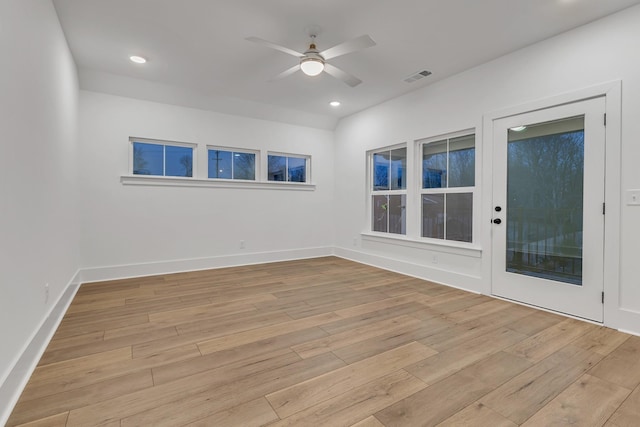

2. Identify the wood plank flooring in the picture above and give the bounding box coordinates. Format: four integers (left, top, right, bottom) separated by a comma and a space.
7, 256, 639, 426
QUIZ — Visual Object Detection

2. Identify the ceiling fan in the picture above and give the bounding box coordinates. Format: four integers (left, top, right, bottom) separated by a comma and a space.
246, 32, 376, 87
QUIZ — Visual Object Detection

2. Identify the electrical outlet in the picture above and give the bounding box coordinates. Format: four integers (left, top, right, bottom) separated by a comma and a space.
240, 240, 245, 249
353, 237, 358, 246
432, 255, 438, 264
44, 283, 50, 303
627, 189, 640, 206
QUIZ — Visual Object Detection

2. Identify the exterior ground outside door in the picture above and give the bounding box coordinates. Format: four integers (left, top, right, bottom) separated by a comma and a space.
491, 96, 606, 322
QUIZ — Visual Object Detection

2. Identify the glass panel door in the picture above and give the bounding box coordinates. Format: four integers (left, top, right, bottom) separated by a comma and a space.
491, 97, 605, 321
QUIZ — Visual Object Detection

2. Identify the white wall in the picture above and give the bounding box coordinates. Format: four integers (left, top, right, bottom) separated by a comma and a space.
334, 5, 640, 333
0, 0, 80, 414
78, 91, 335, 279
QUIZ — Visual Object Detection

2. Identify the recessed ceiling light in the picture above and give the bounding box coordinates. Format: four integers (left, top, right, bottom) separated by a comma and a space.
329, 101, 341, 107
510, 126, 527, 132
129, 55, 147, 64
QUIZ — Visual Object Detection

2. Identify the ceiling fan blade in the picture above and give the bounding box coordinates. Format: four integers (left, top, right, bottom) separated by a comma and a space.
320, 35, 376, 60
270, 64, 301, 81
246, 36, 304, 57
323, 63, 362, 87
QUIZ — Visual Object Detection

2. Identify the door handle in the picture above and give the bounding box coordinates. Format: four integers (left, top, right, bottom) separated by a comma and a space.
492, 218, 502, 224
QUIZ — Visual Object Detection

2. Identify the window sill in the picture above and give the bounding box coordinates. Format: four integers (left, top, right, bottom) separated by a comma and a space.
360, 232, 482, 258
120, 175, 316, 191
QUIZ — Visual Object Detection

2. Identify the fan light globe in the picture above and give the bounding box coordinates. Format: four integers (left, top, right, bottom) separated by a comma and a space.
300, 58, 324, 76
129, 55, 147, 64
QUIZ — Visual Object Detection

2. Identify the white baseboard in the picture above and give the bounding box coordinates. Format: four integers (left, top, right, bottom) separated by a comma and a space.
333, 247, 483, 293
0, 271, 81, 427
79, 246, 334, 283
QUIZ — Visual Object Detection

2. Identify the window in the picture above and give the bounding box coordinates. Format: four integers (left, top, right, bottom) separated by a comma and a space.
208, 148, 257, 180
370, 146, 407, 235
420, 133, 475, 242
268, 154, 309, 183
132, 138, 194, 177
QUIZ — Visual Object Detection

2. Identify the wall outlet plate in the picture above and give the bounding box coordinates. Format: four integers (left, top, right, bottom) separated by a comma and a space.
626, 189, 640, 206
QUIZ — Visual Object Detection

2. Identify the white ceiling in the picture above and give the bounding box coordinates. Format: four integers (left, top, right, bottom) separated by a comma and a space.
53, 0, 640, 128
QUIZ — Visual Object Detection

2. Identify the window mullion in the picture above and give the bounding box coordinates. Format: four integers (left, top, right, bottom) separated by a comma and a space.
444, 138, 450, 240
162, 145, 166, 176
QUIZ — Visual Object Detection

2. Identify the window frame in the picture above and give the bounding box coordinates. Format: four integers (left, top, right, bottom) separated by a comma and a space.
129, 137, 197, 178
206, 146, 259, 181
368, 143, 408, 236
417, 129, 476, 244
266, 152, 311, 183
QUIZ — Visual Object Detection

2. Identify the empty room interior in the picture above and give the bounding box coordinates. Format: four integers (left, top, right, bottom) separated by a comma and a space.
3, 0, 640, 425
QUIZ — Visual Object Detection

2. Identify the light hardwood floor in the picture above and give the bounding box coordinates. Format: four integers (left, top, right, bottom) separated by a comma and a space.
7, 257, 640, 426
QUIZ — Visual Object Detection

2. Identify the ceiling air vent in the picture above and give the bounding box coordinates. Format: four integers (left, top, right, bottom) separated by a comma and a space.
403, 70, 432, 83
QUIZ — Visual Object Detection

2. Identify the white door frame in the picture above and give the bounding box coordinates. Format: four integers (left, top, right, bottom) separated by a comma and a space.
481, 81, 622, 326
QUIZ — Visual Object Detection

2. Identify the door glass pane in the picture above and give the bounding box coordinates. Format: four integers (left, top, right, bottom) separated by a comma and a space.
506, 116, 585, 285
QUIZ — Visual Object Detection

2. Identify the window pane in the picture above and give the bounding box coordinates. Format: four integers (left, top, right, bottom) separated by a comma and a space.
423, 140, 447, 188
373, 152, 390, 190
268, 155, 286, 181
288, 157, 306, 182
208, 150, 232, 179
449, 135, 475, 187
446, 193, 473, 242
422, 194, 445, 239
390, 148, 407, 190
372, 195, 388, 232
233, 152, 255, 180
165, 145, 193, 177
388, 194, 406, 235
133, 142, 163, 176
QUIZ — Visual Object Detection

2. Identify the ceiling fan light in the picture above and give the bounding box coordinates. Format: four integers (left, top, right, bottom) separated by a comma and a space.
300, 58, 324, 76
129, 55, 147, 64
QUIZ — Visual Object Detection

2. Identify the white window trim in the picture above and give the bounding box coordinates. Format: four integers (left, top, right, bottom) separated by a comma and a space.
129, 136, 197, 178
367, 143, 408, 236
417, 129, 477, 245
206, 145, 260, 181
266, 152, 312, 183
360, 231, 482, 258
121, 175, 315, 190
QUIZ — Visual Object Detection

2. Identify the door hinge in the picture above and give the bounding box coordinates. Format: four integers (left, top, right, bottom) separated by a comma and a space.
602, 291, 605, 304
604, 113, 607, 126
603, 202, 606, 215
